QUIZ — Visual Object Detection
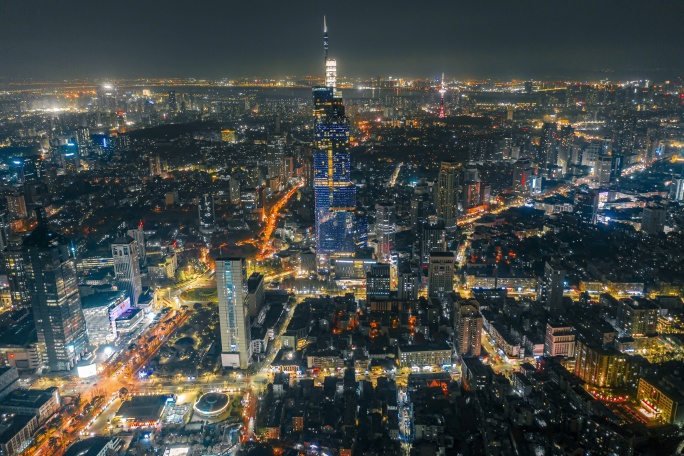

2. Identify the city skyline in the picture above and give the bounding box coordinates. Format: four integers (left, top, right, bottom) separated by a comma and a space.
1, 1, 684, 81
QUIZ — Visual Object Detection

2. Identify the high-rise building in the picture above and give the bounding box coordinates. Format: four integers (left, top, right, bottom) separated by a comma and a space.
574, 341, 631, 388
267, 134, 286, 185
247, 272, 265, 318
313, 21, 356, 257
374, 202, 395, 262
229, 176, 241, 205
199, 193, 216, 235
23, 209, 87, 371
149, 156, 162, 176
6, 194, 27, 220
428, 251, 455, 297
420, 224, 446, 268
672, 178, 684, 201
2, 238, 30, 310
595, 154, 612, 184
454, 299, 482, 357
126, 224, 146, 264
111, 236, 142, 307
616, 298, 659, 337
435, 162, 459, 229
542, 261, 565, 315
575, 188, 599, 225
0, 213, 9, 251
168, 91, 178, 112
366, 264, 391, 299
512, 158, 539, 195
397, 265, 419, 300
544, 323, 575, 357
216, 258, 251, 369
539, 122, 558, 166
641, 204, 666, 235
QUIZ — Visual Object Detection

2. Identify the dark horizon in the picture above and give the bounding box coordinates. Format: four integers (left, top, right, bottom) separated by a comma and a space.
1, 0, 683, 82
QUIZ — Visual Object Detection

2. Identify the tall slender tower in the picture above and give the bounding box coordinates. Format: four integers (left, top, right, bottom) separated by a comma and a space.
217, 257, 251, 369
323, 16, 328, 63
438, 73, 446, 118
313, 17, 356, 259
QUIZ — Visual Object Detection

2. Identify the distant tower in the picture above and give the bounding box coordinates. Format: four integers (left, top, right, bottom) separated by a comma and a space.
112, 236, 142, 307
438, 73, 446, 118
324, 16, 329, 63
324, 17, 337, 89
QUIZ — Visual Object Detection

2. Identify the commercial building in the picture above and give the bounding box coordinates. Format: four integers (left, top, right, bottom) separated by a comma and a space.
221, 129, 237, 144
81, 291, 131, 344
428, 251, 455, 297
544, 323, 575, 357
374, 202, 396, 262
24, 211, 87, 371
420, 223, 446, 267
0, 387, 60, 424
216, 258, 251, 369
637, 376, 684, 425
2, 242, 30, 310
641, 204, 666, 235
0, 413, 38, 456
398, 344, 451, 368
111, 236, 142, 307
366, 264, 391, 299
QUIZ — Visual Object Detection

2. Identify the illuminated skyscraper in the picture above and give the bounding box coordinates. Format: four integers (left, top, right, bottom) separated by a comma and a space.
217, 257, 251, 369
111, 236, 142, 307
438, 73, 446, 118
24, 208, 87, 371
168, 90, 178, 112
313, 17, 356, 257
375, 202, 395, 262
199, 193, 216, 235
435, 162, 459, 229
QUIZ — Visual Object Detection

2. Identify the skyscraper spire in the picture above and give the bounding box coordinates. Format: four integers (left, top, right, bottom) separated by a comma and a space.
323, 16, 336, 88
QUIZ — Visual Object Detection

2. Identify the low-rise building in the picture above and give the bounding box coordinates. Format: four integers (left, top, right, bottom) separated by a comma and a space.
0, 387, 60, 424
397, 344, 451, 368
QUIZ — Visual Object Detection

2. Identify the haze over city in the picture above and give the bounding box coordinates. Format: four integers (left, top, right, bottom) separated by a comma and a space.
0, 2, 683, 456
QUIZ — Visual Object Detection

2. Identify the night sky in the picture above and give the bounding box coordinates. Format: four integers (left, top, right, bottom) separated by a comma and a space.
1, 0, 683, 81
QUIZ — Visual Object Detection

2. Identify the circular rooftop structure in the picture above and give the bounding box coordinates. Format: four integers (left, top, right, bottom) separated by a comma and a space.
194, 392, 229, 417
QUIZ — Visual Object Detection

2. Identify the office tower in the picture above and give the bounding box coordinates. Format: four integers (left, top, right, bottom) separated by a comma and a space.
539, 122, 558, 166
672, 178, 684, 201
410, 192, 429, 234
267, 134, 286, 183
420, 223, 446, 268
610, 153, 624, 182
313, 20, 356, 257
595, 154, 612, 184
6, 194, 27, 220
575, 188, 599, 225
149, 156, 162, 176
454, 299, 482, 357
366, 264, 391, 299
2, 239, 30, 310
612, 116, 637, 156
574, 341, 631, 388
435, 162, 459, 229
542, 261, 565, 316
23, 209, 87, 371
229, 176, 241, 205
375, 202, 395, 262
111, 236, 142, 307
544, 323, 575, 357
355, 211, 368, 248
641, 204, 666, 235
116, 111, 126, 133
126, 224, 146, 264
216, 258, 251, 369
397, 266, 419, 300
616, 298, 659, 337
199, 193, 216, 235
557, 125, 574, 173
428, 251, 455, 297
168, 91, 178, 112
0, 213, 9, 251
512, 158, 540, 195
247, 272, 265, 318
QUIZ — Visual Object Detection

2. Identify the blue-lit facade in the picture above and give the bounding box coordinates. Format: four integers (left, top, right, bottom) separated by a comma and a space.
313, 86, 357, 255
